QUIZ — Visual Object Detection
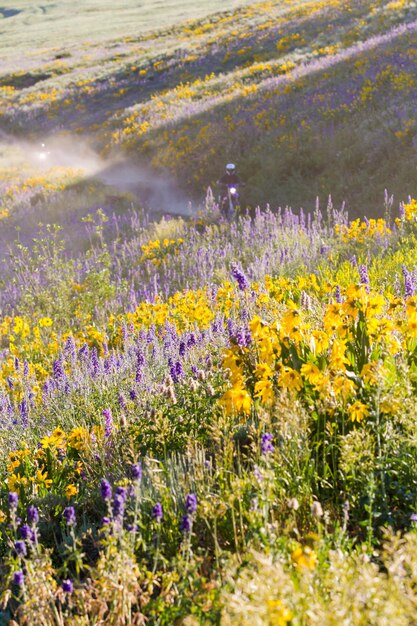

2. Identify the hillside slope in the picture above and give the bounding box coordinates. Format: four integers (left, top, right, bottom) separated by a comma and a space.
1, 0, 417, 218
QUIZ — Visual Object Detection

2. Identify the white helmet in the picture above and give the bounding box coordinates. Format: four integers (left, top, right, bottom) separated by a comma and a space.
226, 163, 236, 172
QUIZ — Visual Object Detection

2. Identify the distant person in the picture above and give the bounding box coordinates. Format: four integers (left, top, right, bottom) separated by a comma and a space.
38, 142, 51, 162
217, 162, 242, 187
217, 163, 244, 219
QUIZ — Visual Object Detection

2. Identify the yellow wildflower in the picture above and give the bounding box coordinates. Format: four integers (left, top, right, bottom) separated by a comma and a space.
279, 367, 303, 392
348, 401, 369, 423
65, 484, 78, 498
291, 545, 317, 569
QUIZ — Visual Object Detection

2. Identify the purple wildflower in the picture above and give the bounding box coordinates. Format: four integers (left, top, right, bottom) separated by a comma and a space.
27, 505, 39, 524
14, 540, 27, 556
402, 265, 414, 298
8, 492, 18, 510
19, 525, 34, 542
358, 264, 370, 291
63, 506, 76, 526
152, 502, 163, 522
113, 488, 127, 519
100, 516, 111, 528
261, 433, 275, 456
13, 571, 24, 587
19, 399, 29, 426
231, 263, 250, 291
100, 479, 112, 501
53, 358, 65, 382
62, 579, 73, 594
131, 462, 142, 481
103, 408, 113, 439
185, 493, 197, 514
180, 514, 192, 533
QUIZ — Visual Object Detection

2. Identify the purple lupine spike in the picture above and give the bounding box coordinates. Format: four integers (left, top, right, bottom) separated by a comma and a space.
118, 394, 127, 410
100, 479, 112, 501
169, 359, 179, 384
187, 333, 197, 347
152, 502, 163, 522
402, 265, 414, 298
231, 263, 250, 291
131, 462, 142, 481
23, 361, 29, 377
8, 492, 18, 510
63, 506, 76, 526
136, 351, 145, 368
64, 336, 77, 362
53, 358, 65, 382
27, 505, 39, 524
175, 361, 184, 380
185, 493, 197, 514
335, 285, 342, 303
19, 399, 29, 426
227, 318, 236, 337
113, 488, 127, 519
90, 348, 100, 377
260, 433, 275, 456
180, 514, 192, 533
358, 264, 370, 292
19, 525, 35, 542
14, 540, 26, 556
129, 389, 137, 401
14, 357, 20, 372
103, 408, 113, 439
179, 340, 186, 357
78, 344, 89, 362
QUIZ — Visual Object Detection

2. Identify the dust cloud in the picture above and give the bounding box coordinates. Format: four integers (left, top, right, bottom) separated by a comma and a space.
0, 131, 193, 217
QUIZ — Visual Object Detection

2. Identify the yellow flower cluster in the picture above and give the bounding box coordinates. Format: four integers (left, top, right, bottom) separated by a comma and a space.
140, 238, 185, 265
220, 278, 414, 424
402, 199, 417, 222
7, 426, 90, 499
335, 218, 391, 243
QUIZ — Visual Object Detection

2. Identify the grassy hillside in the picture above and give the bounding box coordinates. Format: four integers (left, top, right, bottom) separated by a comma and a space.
1, 0, 417, 217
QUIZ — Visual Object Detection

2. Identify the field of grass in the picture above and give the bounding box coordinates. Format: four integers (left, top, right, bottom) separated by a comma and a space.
2, 1, 417, 624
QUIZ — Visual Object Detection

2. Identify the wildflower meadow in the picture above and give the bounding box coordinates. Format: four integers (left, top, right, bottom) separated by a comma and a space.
1, 0, 417, 624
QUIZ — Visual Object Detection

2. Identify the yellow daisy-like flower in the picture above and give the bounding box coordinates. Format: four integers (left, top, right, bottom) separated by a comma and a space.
348, 400, 369, 423
254, 378, 274, 405
220, 384, 252, 415
291, 545, 317, 569
266, 599, 293, 625
301, 362, 323, 386
65, 484, 78, 498
279, 367, 303, 392
332, 375, 356, 400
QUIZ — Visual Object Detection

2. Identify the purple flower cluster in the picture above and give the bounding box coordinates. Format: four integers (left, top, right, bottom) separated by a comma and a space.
260, 433, 274, 456
231, 263, 250, 291
63, 506, 76, 526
